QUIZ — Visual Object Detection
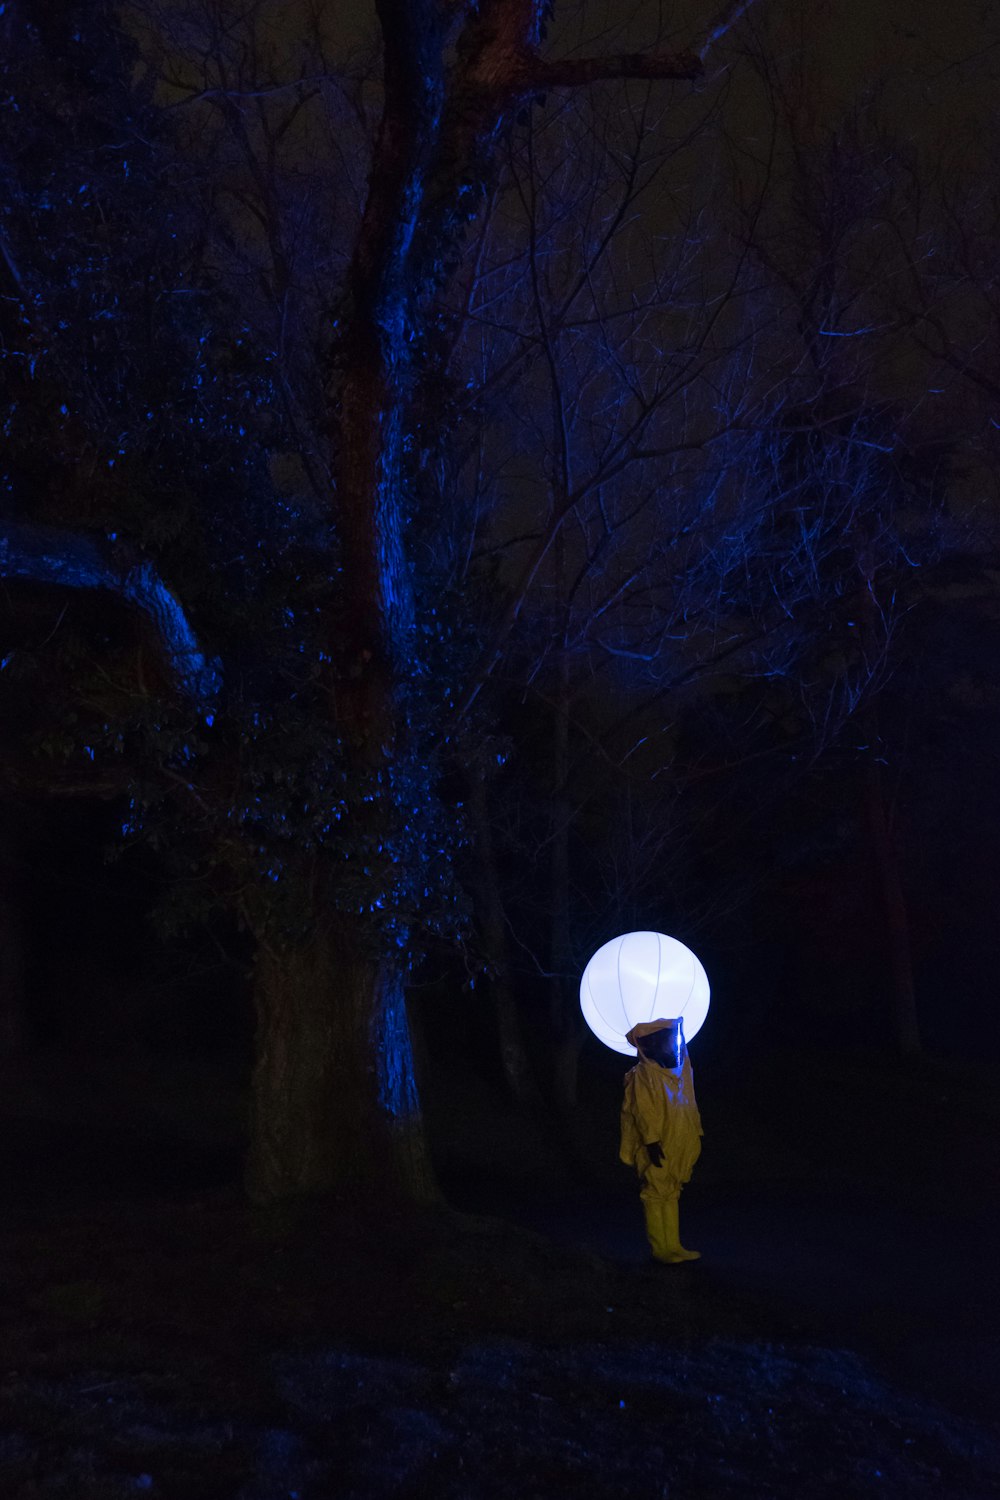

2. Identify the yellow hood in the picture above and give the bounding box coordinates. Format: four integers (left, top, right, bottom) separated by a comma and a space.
626, 1018, 680, 1050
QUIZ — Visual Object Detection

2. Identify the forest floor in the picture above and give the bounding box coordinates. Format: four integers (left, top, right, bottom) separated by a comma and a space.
0, 1044, 998, 1499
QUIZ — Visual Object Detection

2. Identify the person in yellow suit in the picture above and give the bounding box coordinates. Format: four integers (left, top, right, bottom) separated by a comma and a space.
620, 1018, 703, 1263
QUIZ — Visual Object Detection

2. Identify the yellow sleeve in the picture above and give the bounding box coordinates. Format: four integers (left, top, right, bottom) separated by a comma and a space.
619, 1072, 643, 1166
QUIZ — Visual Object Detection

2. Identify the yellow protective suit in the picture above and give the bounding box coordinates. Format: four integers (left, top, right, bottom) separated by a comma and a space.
620, 1019, 703, 1263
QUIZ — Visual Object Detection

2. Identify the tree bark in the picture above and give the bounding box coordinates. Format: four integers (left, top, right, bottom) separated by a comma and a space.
245, 923, 437, 1203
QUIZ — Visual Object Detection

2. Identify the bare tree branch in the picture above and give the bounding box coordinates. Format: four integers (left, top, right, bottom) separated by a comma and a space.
693, 0, 760, 62
519, 50, 703, 90
514, 0, 758, 91
0, 521, 219, 703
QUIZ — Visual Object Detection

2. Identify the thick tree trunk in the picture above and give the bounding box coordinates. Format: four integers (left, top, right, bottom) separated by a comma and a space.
863, 759, 921, 1058
313, 15, 441, 1207
245, 923, 437, 1203
324, 328, 438, 1201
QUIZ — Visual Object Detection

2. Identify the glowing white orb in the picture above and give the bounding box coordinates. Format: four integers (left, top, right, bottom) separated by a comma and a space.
580, 931, 711, 1056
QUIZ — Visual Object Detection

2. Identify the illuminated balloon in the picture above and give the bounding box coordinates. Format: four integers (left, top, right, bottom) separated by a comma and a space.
580, 931, 710, 1056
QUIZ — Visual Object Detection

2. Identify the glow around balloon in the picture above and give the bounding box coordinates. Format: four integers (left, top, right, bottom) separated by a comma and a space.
580, 931, 710, 1056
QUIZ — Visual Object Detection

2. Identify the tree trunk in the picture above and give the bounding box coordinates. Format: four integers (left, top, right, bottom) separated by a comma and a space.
863, 758, 921, 1058
245, 923, 437, 1203
315, 22, 438, 1207
549, 627, 582, 1109
467, 777, 540, 1107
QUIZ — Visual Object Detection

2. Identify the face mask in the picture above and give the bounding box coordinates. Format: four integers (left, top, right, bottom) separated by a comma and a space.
640, 1028, 685, 1073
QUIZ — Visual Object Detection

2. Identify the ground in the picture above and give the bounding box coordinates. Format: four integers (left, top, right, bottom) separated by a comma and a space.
0, 1044, 998, 1498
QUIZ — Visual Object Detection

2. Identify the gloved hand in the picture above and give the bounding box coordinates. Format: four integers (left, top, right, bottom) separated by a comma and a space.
645, 1141, 664, 1169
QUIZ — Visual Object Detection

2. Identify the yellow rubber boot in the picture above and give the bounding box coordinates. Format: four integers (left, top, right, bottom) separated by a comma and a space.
662, 1197, 700, 1261
642, 1195, 672, 1262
